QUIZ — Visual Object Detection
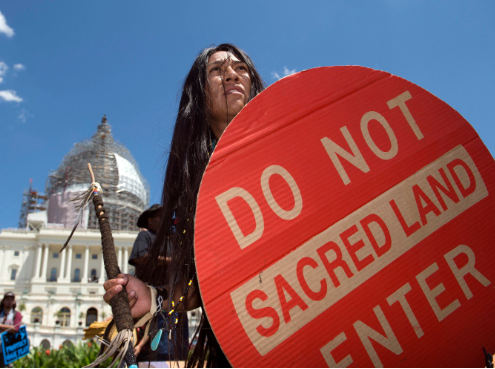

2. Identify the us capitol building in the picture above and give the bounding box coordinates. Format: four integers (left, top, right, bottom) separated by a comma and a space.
0, 116, 149, 348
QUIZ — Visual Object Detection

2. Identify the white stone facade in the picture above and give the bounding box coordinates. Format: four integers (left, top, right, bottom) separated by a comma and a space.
0, 227, 136, 349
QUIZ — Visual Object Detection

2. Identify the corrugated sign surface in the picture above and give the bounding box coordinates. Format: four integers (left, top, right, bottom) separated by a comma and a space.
195, 66, 495, 367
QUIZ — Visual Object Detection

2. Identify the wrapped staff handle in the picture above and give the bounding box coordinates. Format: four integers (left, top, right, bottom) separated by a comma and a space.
84, 163, 138, 368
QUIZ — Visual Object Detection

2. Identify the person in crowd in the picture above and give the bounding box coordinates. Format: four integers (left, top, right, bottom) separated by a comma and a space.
129, 204, 165, 278
103, 43, 265, 367
0, 292, 22, 334
0, 292, 23, 368
129, 204, 178, 362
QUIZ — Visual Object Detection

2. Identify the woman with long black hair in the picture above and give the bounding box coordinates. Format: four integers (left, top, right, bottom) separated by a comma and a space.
103, 43, 265, 367
0, 292, 23, 368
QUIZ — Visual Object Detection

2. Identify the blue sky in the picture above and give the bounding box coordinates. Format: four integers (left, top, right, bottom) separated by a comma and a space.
0, 1, 493, 229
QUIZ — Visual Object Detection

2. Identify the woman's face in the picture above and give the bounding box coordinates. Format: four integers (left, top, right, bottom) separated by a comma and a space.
2, 296, 14, 309
206, 51, 251, 139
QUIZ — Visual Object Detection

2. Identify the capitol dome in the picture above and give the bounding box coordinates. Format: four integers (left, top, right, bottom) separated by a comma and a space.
45, 115, 149, 231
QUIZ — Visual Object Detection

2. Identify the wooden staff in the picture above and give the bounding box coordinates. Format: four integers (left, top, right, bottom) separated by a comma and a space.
83, 163, 137, 368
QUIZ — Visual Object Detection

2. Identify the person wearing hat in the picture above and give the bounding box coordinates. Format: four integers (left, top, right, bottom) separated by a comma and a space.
129, 204, 168, 274
0, 292, 22, 368
128, 205, 175, 361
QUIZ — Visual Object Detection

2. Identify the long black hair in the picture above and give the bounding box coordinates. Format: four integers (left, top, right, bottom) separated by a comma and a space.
0, 297, 16, 315
141, 44, 265, 367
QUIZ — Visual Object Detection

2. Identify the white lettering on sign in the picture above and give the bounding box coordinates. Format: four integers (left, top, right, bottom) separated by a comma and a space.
215, 187, 264, 249
318, 243, 489, 367
320, 332, 353, 368
231, 145, 488, 355
261, 165, 303, 220
322, 91, 422, 185
360, 112, 398, 160
444, 245, 491, 300
416, 262, 461, 322
386, 283, 424, 339
353, 305, 403, 367
321, 126, 370, 185
387, 91, 424, 140
216, 165, 302, 249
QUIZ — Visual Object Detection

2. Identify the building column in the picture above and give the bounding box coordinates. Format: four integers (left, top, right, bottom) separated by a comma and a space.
4, 246, 12, 280
99, 251, 105, 284
0, 246, 5, 280
117, 247, 122, 272
41, 244, 49, 281
22, 246, 30, 283
22, 246, 30, 265
59, 246, 67, 282
75, 298, 81, 328
66, 245, 73, 281
1, 246, 10, 281
33, 244, 43, 281
123, 247, 129, 274
82, 245, 89, 283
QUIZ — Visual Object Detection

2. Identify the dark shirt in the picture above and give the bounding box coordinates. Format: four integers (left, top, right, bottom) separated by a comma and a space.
128, 229, 178, 358
128, 230, 156, 267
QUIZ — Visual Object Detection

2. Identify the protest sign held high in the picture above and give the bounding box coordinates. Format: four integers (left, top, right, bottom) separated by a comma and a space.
194, 66, 495, 367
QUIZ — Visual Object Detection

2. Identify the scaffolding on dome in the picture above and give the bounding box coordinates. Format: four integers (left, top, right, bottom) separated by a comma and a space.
18, 180, 48, 229
44, 115, 150, 232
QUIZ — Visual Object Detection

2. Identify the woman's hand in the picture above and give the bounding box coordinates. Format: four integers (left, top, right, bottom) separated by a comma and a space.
103, 274, 151, 319
134, 344, 143, 357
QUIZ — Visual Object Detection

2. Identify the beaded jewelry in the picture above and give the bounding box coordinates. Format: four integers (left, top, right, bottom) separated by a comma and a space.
149, 273, 196, 351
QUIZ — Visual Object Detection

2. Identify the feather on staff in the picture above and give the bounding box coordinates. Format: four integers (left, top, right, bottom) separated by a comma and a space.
60, 163, 138, 368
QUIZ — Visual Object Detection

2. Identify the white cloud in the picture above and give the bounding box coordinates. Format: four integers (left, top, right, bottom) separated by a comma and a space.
0, 62, 9, 83
272, 66, 297, 80
283, 67, 296, 76
13, 63, 25, 71
0, 61, 8, 83
0, 90, 22, 102
0, 10, 14, 38
18, 108, 33, 122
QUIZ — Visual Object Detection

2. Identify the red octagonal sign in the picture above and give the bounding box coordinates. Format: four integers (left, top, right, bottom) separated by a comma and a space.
194, 66, 495, 367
